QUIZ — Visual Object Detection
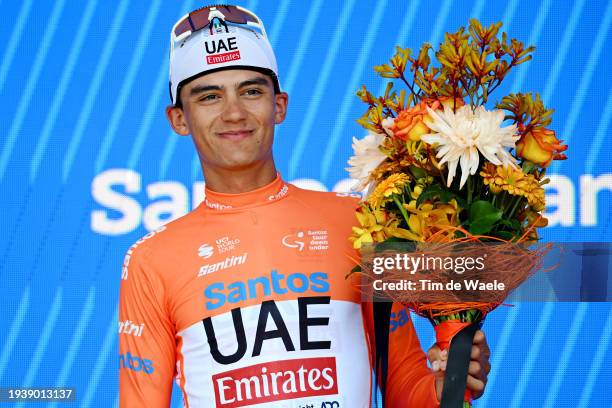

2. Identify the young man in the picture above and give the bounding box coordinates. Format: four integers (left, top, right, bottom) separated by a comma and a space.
119, 5, 490, 407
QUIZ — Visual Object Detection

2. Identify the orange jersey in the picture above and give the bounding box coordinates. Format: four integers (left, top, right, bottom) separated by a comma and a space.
119, 174, 439, 407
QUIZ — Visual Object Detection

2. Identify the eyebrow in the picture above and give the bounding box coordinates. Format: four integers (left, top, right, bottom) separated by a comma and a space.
237, 77, 270, 88
189, 76, 271, 97
190, 84, 222, 96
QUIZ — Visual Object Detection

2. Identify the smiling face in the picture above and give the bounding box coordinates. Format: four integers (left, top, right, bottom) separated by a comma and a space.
166, 69, 288, 176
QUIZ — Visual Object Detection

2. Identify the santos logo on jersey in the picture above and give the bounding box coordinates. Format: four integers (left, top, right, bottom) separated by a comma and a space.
119, 352, 154, 374
204, 270, 329, 310
212, 357, 338, 407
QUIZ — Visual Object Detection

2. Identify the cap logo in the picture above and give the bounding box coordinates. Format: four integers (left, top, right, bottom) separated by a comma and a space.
204, 36, 241, 65
204, 37, 238, 54
206, 50, 241, 65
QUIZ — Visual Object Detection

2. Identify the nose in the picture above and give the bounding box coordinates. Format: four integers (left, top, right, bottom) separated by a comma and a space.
220, 94, 248, 123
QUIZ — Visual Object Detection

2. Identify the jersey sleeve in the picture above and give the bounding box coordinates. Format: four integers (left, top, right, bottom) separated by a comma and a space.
119, 247, 176, 408
363, 302, 440, 408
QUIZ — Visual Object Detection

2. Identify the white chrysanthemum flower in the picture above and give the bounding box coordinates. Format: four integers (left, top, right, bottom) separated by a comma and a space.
346, 132, 387, 191
421, 105, 519, 189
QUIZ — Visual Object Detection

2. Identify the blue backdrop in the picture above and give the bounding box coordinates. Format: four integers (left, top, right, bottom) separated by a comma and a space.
1, 0, 611, 406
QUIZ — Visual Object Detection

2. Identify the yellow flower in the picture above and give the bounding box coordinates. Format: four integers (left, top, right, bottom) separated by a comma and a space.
480, 164, 504, 194
409, 176, 433, 200
405, 199, 460, 242
386, 226, 422, 242
480, 163, 546, 210
350, 204, 421, 248
350, 206, 389, 249
521, 182, 546, 212
350, 225, 376, 249
367, 173, 410, 209
516, 128, 568, 168
481, 163, 517, 192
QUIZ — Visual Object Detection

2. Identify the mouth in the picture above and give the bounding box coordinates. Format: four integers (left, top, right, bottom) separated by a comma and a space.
216, 129, 254, 141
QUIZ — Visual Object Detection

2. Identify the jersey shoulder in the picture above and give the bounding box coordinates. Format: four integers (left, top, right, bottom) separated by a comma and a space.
289, 184, 362, 211
121, 207, 208, 264
288, 185, 363, 228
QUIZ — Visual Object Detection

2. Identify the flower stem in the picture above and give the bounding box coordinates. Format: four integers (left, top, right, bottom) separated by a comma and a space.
467, 177, 474, 205
393, 195, 410, 227
500, 191, 511, 211
507, 196, 523, 219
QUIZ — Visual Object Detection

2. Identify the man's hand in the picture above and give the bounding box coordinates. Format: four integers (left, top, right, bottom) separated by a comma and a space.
427, 330, 491, 401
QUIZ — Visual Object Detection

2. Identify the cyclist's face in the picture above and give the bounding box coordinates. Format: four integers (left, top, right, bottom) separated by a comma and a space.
168, 69, 287, 173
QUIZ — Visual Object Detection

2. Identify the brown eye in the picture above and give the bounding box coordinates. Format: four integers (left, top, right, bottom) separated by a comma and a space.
243, 88, 262, 96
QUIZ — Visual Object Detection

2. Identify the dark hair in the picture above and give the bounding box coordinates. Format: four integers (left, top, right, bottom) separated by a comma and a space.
172, 66, 281, 109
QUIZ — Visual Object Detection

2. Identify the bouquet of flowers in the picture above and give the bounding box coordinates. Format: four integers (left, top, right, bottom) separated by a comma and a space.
347, 20, 567, 407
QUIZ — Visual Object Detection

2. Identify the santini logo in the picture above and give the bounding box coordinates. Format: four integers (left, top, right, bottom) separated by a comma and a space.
118, 319, 144, 337
119, 352, 154, 374
198, 253, 248, 277
198, 244, 214, 258
204, 271, 329, 310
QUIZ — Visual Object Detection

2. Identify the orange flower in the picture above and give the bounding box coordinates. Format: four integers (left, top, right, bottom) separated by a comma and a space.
391, 98, 465, 142
367, 173, 410, 209
391, 102, 432, 142
434, 96, 466, 111
516, 128, 567, 167
480, 163, 546, 211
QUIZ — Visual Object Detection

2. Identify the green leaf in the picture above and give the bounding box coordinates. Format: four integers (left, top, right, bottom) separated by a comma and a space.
497, 218, 521, 230
468, 200, 502, 235
416, 184, 443, 207
409, 165, 427, 179
416, 184, 467, 208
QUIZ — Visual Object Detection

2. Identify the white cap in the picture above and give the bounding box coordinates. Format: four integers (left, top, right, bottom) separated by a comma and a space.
169, 17, 279, 104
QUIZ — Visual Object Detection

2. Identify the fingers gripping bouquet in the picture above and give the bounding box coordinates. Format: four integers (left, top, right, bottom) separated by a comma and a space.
348, 20, 567, 407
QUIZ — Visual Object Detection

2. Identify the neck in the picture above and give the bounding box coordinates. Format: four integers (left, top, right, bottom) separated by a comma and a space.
202, 161, 278, 194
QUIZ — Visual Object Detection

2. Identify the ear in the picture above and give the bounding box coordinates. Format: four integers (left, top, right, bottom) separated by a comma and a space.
165, 105, 190, 136
274, 92, 289, 125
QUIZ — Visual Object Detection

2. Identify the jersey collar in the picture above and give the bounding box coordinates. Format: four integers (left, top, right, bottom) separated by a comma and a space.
203, 173, 289, 210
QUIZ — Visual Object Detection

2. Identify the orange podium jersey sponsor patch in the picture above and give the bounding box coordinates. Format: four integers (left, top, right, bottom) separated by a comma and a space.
119, 175, 439, 408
